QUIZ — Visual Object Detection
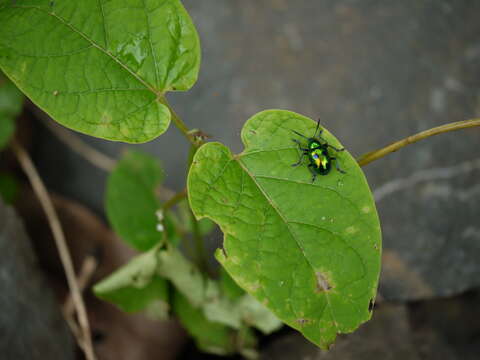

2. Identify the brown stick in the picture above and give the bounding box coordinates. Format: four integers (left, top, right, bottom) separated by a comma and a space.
11, 140, 97, 360
42, 119, 116, 172
63, 255, 98, 317
357, 119, 480, 167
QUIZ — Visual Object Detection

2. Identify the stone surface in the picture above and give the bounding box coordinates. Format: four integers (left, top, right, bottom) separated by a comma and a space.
408, 290, 480, 360
261, 304, 420, 360
0, 199, 74, 359
31, 1, 480, 300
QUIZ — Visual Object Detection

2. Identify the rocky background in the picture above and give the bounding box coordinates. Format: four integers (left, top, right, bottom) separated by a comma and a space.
2, 0, 479, 359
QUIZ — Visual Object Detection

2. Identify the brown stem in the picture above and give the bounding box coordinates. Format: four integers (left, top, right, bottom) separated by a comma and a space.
357, 118, 480, 167
163, 187, 188, 211
63, 255, 98, 317
42, 119, 116, 172
11, 140, 97, 360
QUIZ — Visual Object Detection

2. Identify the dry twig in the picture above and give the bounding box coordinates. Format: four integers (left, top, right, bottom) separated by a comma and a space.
11, 140, 97, 360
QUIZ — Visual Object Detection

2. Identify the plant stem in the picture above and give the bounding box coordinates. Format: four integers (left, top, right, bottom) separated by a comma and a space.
42, 118, 116, 171
357, 118, 480, 167
163, 187, 188, 211
160, 96, 204, 147
11, 140, 96, 360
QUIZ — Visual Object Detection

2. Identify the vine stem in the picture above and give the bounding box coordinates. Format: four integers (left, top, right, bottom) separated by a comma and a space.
160, 97, 206, 148
162, 187, 188, 211
357, 118, 480, 167
11, 140, 97, 360
160, 97, 190, 137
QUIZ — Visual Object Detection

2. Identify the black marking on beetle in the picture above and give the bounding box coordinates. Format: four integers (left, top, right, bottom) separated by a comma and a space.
368, 298, 375, 312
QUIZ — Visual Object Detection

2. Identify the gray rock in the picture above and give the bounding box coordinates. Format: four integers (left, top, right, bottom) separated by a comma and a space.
261, 304, 420, 360
0, 199, 74, 359
31, 1, 480, 300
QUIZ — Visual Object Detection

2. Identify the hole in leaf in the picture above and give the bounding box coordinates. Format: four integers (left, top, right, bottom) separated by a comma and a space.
368, 298, 375, 312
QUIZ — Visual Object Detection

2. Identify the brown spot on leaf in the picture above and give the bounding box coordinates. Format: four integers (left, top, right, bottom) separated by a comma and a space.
316, 271, 332, 292
295, 318, 311, 326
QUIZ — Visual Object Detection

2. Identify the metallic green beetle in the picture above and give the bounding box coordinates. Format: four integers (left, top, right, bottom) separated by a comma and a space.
292, 119, 346, 182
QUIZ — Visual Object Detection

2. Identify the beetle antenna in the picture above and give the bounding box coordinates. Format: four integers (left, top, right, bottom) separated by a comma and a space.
291, 129, 309, 139
314, 118, 321, 137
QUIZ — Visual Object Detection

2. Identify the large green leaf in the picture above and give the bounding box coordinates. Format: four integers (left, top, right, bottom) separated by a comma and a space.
188, 110, 382, 349
0, 73, 23, 149
0, 0, 200, 143
106, 150, 164, 251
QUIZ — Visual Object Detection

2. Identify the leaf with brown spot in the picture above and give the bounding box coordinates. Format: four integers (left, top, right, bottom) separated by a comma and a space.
188, 110, 382, 349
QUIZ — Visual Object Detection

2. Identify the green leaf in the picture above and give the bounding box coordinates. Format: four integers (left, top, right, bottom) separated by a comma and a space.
173, 290, 237, 356
220, 267, 244, 301
157, 245, 281, 334
188, 110, 382, 349
93, 247, 169, 318
0, 172, 19, 204
220, 267, 282, 333
0, 115, 14, 150
106, 150, 164, 251
172, 199, 216, 236
237, 295, 283, 334
0, 73, 23, 149
0, 0, 200, 143
156, 245, 242, 328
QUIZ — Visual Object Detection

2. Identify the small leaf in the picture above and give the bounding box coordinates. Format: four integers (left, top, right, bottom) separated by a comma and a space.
156, 245, 242, 328
0, 0, 200, 143
220, 267, 244, 301
94, 247, 169, 318
220, 267, 282, 333
188, 110, 382, 349
0, 115, 14, 150
0, 73, 23, 149
173, 290, 237, 356
237, 295, 283, 334
0, 172, 19, 204
106, 150, 164, 251
157, 245, 281, 333
175, 199, 216, 236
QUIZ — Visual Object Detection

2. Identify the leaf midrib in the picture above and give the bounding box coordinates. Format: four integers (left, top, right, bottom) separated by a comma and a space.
235, 156, 339, 337
10, 4, 161, 97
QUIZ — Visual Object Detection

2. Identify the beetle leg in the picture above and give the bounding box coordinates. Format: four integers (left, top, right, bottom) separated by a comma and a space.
327, 144, 345, 152
331, 157, 346, 174
313, 119, 322, 137
292, 152, 306, 167
291, 138, 309, 151
308, 164, 317, 183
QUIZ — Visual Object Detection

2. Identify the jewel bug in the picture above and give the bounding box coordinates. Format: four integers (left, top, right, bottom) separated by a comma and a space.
291, 119, 346, 182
